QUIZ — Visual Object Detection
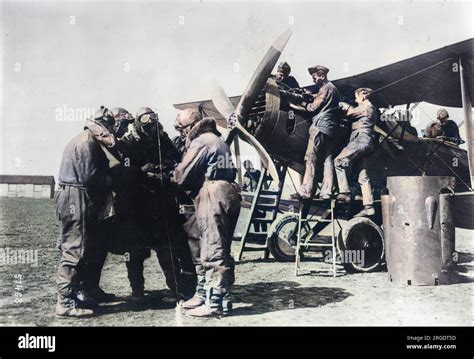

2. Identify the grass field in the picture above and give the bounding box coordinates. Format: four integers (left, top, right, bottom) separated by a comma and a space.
0, 197, 472, 326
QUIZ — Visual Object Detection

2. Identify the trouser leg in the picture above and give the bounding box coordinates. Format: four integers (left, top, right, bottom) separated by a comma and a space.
187, 237, 206, 297
335, 137, 366, 195
125, 249, 149, 293
299, 125, 319, 198
153, 220, 198, 300
155, 248, 181, 294
196, 181, 240, 309
82, 241, 108, 293
335, 160, 351, 194
56, 186, 90, 300
320, 152, 335, 198
300, 128, 332, 199
174, 231, 198, 299
184, 212, 206, 298
359, 158, 374, 206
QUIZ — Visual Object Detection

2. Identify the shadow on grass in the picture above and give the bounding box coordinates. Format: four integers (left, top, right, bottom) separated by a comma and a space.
95, 289, 177, 315
95, 281, 351, 317
457, 251, 474, 264
228, 281, 350, 316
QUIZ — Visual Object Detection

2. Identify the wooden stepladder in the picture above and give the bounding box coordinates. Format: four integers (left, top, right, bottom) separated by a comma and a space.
237, 163, 287, 261
295, 198, 340, 277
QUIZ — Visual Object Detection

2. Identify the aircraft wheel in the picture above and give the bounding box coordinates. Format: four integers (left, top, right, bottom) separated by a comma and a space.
337, 217, 385, 273
268, 213, 310, 262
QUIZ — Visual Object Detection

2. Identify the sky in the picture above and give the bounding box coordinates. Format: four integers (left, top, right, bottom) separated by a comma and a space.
0, 0, 472, 179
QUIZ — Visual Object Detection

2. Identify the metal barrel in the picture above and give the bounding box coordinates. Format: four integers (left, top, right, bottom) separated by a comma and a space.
381, 176, 458, 286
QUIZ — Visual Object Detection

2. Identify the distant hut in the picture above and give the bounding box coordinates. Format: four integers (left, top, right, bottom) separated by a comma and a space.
0, 175, 55, 199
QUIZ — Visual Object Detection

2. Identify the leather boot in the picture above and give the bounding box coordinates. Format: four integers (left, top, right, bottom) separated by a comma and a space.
55, 295, 94, 318
354, 205, 375, 217
183, 293, 205, 309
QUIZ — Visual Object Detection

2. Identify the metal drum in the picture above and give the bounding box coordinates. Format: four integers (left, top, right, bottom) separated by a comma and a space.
381, 176, 458, 285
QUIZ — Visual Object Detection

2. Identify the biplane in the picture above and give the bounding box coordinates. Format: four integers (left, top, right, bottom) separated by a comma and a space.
174, 31, 473, 273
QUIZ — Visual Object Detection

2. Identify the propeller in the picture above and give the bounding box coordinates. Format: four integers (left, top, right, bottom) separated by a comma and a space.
211, 83, 279, 181
210, 29, 292, 182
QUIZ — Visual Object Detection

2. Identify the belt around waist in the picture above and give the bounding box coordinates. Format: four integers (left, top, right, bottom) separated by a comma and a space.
351, 125, 374, 134
59, 182, 87, 189
351, 120, 374, 129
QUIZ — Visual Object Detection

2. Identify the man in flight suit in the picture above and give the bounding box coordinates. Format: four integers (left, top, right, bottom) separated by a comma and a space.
118, 107, 196, 301
424, 108, 462, 145
55, 106, 116, 317
174, 110, 241, 317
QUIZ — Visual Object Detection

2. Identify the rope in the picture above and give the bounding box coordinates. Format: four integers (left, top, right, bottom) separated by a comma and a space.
155, 122, 184, 320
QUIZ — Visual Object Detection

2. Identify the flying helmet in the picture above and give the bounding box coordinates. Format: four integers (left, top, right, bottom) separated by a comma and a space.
111, 107, 134, 122
135, 107, 162, 138
136, 107, 158, 125
175, 108, 202, 131
111, 107, 134, 137
93, 106, 115, 127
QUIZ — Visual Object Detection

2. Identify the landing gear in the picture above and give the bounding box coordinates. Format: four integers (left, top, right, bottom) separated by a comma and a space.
337, 217, 385, 273
268, 213, 300, 262
268, 213, 385, 272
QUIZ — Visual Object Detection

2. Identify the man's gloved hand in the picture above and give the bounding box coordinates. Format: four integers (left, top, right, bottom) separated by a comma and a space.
141, 163, 156, 173
339, 102, 351, 112
147, 172, 162, 180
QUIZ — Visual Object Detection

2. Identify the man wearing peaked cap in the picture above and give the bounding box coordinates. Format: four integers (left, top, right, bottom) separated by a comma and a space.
308, 65, 330, 75
289, 65, 342, 200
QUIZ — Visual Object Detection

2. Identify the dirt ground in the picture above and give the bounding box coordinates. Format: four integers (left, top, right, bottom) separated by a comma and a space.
0, 197, 472, 326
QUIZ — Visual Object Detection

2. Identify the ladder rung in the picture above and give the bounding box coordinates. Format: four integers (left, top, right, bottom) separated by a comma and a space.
255, 203, 277, 209
242, 246, 267, 252
248, 231, 268, 236
252, 218, 274, 223
258, 195, 279, 200
300, 243, 333, 247
260, 190, 280, 196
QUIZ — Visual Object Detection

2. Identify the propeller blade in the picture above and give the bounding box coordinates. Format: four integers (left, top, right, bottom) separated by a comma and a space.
210, 80, 236, 122
235, 29, 292, 120
210, 81, 239, 143
234, 121, 279, 182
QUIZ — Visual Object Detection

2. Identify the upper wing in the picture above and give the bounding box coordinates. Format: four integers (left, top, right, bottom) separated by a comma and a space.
173, 96, 241, 128
330, 38, 473, 108
173, 39, 473, 113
